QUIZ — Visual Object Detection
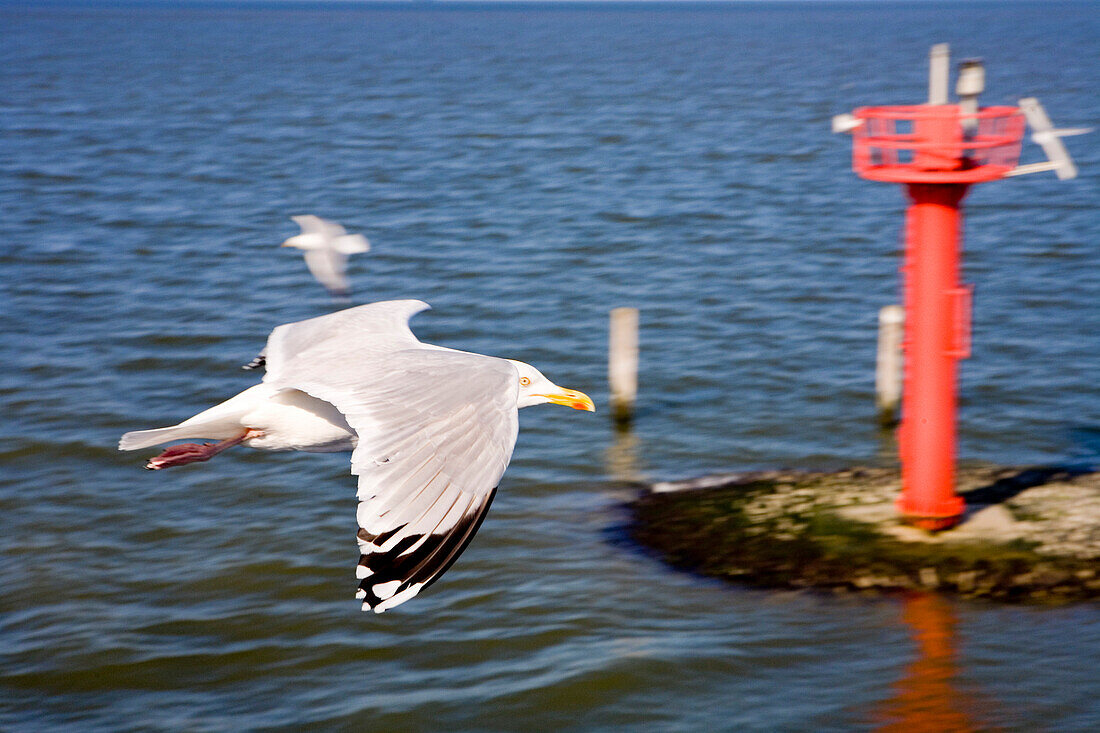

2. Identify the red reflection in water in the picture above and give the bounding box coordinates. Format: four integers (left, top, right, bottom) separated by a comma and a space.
874, 592, 976, 732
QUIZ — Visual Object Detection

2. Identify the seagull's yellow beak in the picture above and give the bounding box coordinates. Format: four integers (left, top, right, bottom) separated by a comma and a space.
540, 387, 596, 412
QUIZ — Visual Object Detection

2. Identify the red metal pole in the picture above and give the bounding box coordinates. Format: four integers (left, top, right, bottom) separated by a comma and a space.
896, 183, 969, 530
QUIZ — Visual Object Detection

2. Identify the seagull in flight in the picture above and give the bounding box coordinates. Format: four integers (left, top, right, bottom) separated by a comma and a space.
119, 300, 595, 613
281, 215, 370, 298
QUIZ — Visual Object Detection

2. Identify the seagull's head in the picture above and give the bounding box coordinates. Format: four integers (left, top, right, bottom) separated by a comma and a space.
281, 233, 322, 251
507, 360, 595, 412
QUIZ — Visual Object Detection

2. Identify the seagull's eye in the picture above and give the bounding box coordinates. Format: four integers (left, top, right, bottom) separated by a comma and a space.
519, 376, 531, 387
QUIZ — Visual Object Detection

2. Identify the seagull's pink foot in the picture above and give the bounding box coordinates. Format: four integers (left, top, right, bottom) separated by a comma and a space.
146, 442, 220, 470
144, 430, 261, 470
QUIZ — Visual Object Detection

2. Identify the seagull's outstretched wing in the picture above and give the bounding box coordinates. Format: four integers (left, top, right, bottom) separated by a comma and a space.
263, 300, 428, 374
302, 248, 349, 298
291, 214, 343, 237
263, 300, 519, 613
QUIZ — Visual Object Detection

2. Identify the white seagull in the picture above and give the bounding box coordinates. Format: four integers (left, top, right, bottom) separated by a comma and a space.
281, 215, 371, 298
119, 300, 595, 613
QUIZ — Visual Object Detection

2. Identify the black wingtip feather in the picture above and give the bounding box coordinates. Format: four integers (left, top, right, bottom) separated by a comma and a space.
357, 487, 498, 611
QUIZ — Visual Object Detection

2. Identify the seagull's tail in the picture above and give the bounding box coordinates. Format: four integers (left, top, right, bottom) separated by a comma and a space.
119, 385, 270, 452
119, 426, 197, 451
334, 234, 370, 254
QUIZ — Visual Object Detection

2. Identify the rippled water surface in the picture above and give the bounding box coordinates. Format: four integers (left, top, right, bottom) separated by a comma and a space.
3, 2, 1099, 730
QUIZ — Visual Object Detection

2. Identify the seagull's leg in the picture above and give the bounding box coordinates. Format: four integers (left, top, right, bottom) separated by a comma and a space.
145, 429, 263, 470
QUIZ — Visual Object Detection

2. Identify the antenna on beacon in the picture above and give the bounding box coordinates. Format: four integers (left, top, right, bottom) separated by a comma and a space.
1009, 97, 1092, 180
956, 59, 984, 134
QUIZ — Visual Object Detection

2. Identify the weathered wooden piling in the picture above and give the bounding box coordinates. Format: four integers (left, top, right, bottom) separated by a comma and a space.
876, 305, 904, 426
609, 307, 639, 425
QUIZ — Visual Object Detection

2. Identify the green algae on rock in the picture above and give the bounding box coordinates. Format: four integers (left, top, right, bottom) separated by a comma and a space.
629, 466, 1100, 602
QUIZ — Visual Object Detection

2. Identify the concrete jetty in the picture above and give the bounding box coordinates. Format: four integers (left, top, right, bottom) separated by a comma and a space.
629, 465, 1100, 602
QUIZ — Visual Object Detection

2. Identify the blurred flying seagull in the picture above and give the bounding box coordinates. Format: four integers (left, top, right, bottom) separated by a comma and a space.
119, 300, 595, 613
281, 215, 370, 298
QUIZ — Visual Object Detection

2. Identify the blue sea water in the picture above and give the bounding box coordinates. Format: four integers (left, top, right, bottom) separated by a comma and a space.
2, 2, 1098, 730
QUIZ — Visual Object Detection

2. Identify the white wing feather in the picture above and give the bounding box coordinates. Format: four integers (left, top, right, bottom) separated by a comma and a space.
291, 214, 344, 236
302, 248, 349, 296
264, 300, 428, 381
261, 300, 519, 612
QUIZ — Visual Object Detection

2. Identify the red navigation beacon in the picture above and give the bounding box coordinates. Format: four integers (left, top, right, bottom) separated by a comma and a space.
836, 45, 1084, 530
858, 103, 1023, 530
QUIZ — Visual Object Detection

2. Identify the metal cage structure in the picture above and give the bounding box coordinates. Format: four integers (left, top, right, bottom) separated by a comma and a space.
852, 105, 1026, 184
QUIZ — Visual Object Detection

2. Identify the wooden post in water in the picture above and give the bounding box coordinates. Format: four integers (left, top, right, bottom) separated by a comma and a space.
876, 305, 904, 426
609, 307, 639, 425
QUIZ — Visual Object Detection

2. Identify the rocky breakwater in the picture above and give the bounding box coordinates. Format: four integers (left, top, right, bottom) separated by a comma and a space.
628, 465, 1100, 602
